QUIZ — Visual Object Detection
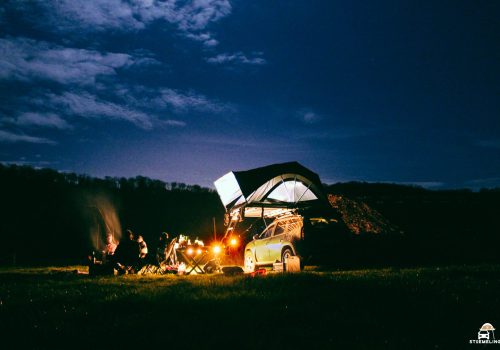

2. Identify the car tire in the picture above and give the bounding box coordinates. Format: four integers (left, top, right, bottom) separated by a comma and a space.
244, 250, 255, 272
281, 247, 293, 264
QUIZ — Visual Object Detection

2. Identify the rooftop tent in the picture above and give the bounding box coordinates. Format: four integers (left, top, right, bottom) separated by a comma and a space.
214, 162, 328, 218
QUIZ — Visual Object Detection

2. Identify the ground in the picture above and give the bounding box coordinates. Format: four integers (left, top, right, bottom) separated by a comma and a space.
1, 265, 498, 349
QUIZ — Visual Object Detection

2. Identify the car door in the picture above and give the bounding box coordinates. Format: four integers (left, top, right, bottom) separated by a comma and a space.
254, 224, 275, 263
267, 220, 287, 262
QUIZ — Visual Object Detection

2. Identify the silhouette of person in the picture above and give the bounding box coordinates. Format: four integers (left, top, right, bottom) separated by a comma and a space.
114, 229, 140, 273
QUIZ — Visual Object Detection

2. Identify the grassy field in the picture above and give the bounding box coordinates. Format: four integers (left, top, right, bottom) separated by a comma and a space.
1, 265, 499, 349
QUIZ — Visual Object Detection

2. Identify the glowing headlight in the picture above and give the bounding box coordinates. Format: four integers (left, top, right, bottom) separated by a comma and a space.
187, 247, 194, 255
213, 245, 221, 254
196, 248, 202, 255
230, 238, 238, 247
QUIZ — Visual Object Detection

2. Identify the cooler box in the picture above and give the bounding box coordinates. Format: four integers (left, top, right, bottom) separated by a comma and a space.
273, 262, 284, 272
285, 256, 301, 272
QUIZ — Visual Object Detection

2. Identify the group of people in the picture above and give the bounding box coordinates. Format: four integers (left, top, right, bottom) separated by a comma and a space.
112, 229, 149, 274
90, 229, 174, 275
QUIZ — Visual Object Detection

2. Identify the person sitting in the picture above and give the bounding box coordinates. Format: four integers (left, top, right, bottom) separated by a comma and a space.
114, 229, 140, 274
103, 234, 117, 256
156, 232, 170, 263
137, 235, 148, 259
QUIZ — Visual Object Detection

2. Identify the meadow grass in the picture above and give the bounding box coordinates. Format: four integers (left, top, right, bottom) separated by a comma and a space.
1, 264, 499, 349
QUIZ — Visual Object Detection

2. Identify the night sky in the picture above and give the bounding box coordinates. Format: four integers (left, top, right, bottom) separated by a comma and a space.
0, 1, 498, 189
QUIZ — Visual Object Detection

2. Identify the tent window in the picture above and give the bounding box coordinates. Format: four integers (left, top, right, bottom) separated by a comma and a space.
267, 180, 317, 202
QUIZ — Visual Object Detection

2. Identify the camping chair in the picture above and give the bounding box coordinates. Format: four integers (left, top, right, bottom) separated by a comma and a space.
158, 237, 177, 274
164, 237, 178, 265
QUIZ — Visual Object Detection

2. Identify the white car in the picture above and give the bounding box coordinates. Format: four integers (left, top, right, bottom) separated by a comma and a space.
244, 214, 303, 272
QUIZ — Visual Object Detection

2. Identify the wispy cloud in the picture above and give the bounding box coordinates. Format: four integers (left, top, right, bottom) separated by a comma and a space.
0, 158, 55, 167
12, 112, 72, 130
109, 85, 235, 114
297, 108, 322, 124
0, 130, 55, 144
46, 92, 155, 130
38, 88, 229, 130
149, 87, 234, 113
0, 37, 138, 85
206, 51, 267, 65
10, 85, 231, 131
164, 119, 187, 127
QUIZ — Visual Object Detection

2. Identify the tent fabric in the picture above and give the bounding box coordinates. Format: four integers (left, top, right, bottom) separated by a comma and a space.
214, 162, 327, 212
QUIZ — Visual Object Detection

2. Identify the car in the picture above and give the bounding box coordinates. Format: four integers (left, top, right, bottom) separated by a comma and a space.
478, 331, 490, 340
244, 214, 303, 272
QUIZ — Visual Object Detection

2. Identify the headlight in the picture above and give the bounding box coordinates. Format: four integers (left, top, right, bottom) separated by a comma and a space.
213, 245, 221, 254
230, 238, 238, 247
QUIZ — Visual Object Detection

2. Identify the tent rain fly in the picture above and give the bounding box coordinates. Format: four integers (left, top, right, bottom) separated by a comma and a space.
214, 162, 327, 219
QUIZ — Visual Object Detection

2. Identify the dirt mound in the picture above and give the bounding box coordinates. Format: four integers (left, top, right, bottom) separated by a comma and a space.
328, 194, 399, 235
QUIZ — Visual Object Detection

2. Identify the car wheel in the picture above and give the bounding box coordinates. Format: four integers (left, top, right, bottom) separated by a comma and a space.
281, 248, 293, 263
244, 250, 255, 272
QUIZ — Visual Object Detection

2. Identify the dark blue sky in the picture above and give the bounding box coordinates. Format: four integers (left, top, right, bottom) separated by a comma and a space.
0, 1, 498, 189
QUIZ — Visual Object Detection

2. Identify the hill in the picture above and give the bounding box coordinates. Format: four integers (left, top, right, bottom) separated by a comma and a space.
328, 194, 400, 235
325, 182, 500, 266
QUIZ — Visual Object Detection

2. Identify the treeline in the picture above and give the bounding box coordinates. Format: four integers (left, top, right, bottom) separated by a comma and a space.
0, 164, 224, 265
1, 164, 499, 267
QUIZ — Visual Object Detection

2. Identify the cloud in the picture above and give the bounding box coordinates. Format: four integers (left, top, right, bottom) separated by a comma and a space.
0, 159, 55, 167
206, 51, 267, 65
164, 119, 187, 127
6, 0, 231, 35
0, 32, 234, 132
185, 32, 218, 47
150, 87, 234, 113
46, 92, 154, 130
0, 37, 135, 85
13, 112, 72, 130
109, 85, 234, 114
0, 130, 55, 144
297, 109, 322, 124
11, 85, 232, 131
172, 0, 231, 32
